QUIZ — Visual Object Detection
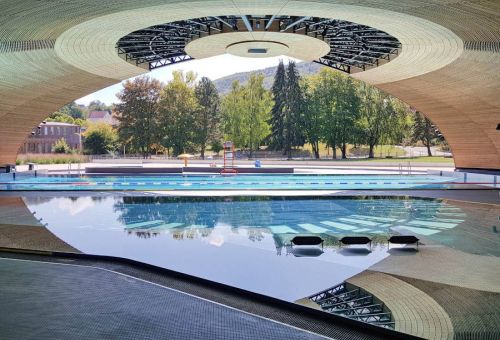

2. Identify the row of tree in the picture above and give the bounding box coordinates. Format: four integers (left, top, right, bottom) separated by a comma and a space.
301, 69, 412, 159
115, 71, 221, 158
223, 60, 442, 159
56, 62, 442, 158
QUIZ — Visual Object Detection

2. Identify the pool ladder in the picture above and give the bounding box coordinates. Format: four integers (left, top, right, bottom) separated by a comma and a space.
398, 162, 412, 175
67, 162, 82, 176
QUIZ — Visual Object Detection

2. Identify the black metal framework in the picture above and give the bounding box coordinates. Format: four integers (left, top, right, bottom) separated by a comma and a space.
309, 282, 395, 329
117, 15, 401, 73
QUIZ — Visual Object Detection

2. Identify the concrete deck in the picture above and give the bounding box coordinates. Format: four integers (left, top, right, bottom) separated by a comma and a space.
0, 253, 407, 340
347, 271, 454, 340
0, 257, 324, 340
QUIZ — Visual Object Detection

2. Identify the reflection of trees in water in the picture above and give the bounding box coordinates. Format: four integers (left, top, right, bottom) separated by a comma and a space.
23, 196, 56, 205
166, 228, 214, 241
128, 230, 160, 239
113, 196, 452, 242
247, 228, 265, 242
114, 196, 274, 231
26, 196, 107, 206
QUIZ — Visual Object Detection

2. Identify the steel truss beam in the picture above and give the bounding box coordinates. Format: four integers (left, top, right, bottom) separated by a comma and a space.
117, 15, 401, 74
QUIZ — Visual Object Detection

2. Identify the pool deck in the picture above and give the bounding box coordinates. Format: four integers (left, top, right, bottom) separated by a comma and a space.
13, 161, 455, 175
347, 271, 454, 340
1, 166, 498, 339
0, 251, 412, 340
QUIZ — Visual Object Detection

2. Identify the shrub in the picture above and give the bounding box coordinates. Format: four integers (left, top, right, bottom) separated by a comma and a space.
210, 140, 223, 155
16, 153, 88, 165
53, 138, 71, 153
83, 123, 117, 154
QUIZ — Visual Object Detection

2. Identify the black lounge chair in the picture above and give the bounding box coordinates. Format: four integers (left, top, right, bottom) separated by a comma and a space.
339, 236, 372, 249
291, 236, 324, 247
388, 235, 419, 249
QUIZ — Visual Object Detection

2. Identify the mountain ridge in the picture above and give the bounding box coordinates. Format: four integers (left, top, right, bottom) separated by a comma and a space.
212, 61, 324, 95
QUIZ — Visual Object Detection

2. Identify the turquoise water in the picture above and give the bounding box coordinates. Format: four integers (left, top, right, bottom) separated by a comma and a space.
0, 174, 459, 190
21, 195, 496, 301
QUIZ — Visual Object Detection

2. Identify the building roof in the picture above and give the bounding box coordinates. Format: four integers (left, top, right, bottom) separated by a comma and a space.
88, 110, 111, 119
40, 121, 79, 127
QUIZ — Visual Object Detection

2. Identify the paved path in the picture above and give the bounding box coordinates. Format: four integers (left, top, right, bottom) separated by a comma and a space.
347, 271, 454, 340
369, 242, 500, 293
0, 258, 325, 340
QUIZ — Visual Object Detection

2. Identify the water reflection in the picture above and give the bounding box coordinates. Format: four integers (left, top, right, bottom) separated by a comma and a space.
24, 195, 500, 257
21, 195, 500, 301
113, 196, 465, 250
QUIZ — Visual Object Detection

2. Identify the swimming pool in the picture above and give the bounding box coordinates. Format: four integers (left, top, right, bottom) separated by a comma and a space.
0, 174, 466, 191
19, 195, 499, 301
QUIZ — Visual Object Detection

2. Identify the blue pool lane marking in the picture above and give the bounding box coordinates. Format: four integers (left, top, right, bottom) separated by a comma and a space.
320, 220, 358, 231
268, 225, 297, 234
339, 218, 380, 227
144, 222, 184, 231
185, 224, 208, 229
351, 228, 373, 233
125, 220, 164, 229
298, 223, 329, 233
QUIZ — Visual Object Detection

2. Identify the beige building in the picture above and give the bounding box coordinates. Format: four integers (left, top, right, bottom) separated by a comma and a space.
19, 121, 81, 154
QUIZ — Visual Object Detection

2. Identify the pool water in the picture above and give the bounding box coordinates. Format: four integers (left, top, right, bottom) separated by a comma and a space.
0, 174, 462, 190
22, 195, 490, 301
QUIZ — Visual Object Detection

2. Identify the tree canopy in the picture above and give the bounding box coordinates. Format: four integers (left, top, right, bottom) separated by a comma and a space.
83, 123, 117, 155
194, 76, 220, 159
221, 74, 273, 156
115, 75, 162, 157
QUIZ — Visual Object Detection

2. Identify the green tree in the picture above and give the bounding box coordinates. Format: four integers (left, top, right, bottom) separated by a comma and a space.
53, 138, 71, 153
88, 100, 110, 112
157, 71, 199, 156
245, 74, 273, 156
115, 75, 161, 158
210, 140, 223, 155
221, 81, 247, 148
412, 111, 440, 156
46, 101, 86, 125
336, 75, 360, 159
314, 70, 360, 159
356, 83, 389, 158
283, 61, 305, 159
386, 99, 413, 147
59, 102, 85, 119
221, 74, 273, 157
194, 77, 220, 159
268, 60, 286, 151
302, 78, 323, 159
310, 69, 344, 159
83, 123, 117, 155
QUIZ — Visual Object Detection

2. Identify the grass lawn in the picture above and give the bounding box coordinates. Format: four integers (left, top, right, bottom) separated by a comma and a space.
302, 143, 406, 158
344, 156, 454, 163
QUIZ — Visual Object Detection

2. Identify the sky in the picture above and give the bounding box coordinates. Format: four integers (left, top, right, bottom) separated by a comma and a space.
76, 54, 299, 106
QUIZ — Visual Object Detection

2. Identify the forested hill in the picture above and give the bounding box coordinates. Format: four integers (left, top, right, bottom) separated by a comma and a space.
213, 61, 324, 95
